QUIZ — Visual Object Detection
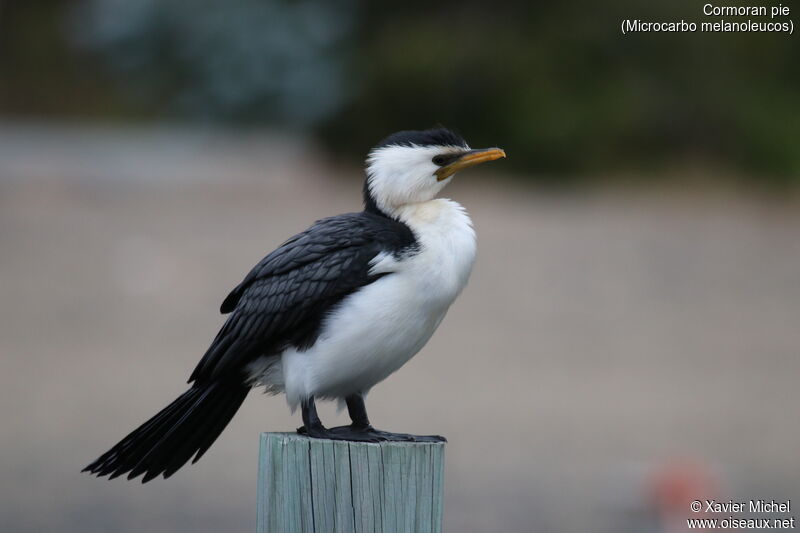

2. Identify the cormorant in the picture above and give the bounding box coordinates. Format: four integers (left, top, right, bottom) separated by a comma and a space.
83, 127, 505, 482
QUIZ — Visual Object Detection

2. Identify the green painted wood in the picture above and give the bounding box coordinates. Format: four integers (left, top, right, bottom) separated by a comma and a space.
257, 432, 445, 533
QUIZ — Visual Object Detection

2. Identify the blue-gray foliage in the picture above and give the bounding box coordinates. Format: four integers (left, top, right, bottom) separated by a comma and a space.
71, 0, 356, 125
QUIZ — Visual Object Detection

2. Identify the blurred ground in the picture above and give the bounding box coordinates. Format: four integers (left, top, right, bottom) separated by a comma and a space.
1, 122, 798, 532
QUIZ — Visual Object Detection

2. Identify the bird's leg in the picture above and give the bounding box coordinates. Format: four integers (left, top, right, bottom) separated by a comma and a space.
296, 396, 326, 437
298, 394, 445, 443
297, 396, 324, 436
327, 393, 447, 443
296, 395, 382, 442
345, 393, 371, 429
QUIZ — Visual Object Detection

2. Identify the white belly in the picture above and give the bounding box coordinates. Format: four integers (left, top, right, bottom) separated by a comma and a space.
251, 199, 476, 409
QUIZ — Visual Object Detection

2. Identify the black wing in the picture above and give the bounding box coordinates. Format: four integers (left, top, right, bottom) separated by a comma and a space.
188, 211, 416, 384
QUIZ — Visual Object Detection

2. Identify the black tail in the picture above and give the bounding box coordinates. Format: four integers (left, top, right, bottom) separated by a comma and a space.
82, 380, 249, 482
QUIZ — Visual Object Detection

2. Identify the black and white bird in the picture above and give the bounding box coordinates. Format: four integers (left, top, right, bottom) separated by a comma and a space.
83, 128, 505, 482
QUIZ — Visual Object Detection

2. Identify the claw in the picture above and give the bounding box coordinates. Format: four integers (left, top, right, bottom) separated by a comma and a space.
299, 424, 446, 443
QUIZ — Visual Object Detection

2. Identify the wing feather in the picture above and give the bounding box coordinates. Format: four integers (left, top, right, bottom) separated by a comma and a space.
189, 212, 416, 384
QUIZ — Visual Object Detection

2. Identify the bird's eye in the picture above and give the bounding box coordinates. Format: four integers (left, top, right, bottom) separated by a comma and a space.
432, 155, 448, 166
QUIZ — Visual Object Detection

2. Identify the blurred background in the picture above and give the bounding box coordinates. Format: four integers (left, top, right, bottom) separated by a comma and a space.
1, 1, 798, 532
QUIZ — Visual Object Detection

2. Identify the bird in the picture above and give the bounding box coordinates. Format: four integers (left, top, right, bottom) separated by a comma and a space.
83, 127, 506, 482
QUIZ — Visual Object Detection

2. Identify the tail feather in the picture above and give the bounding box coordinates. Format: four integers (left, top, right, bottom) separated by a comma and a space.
192, 388, 247, 463
160, 386, 240, 478
84, 389, 198, 480
127, 386, 218, 482
106, 390, 201, 479
136, 385, 230, 481
83, 380, 249, 482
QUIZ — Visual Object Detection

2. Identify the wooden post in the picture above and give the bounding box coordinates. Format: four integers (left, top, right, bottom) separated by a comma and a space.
257, 432, 445, 533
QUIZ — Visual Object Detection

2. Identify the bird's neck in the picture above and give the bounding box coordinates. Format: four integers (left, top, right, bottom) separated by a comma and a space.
362, 180, 390, 218
388, 199, 473, 234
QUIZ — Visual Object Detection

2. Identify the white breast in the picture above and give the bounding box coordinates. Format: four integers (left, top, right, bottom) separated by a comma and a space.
376, 199, 476, 305
263, 199, 476, 409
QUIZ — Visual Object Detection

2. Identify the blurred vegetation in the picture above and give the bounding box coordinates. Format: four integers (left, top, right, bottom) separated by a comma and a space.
1, 0, 798, 185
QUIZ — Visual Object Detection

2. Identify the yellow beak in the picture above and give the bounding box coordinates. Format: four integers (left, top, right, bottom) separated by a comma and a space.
435, 148, 506, 181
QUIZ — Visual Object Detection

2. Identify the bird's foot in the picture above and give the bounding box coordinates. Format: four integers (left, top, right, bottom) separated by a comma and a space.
298, 424, 445, 443
367, 428, 447, 443
297, 424, 384, 442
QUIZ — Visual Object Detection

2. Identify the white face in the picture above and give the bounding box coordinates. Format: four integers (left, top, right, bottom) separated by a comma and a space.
365, 144, 467, 213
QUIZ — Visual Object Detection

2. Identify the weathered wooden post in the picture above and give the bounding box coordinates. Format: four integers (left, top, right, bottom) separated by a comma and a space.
257, 432, 445, 533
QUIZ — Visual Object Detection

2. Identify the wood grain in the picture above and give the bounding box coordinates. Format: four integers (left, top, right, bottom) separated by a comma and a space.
257, 433, 445, 533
